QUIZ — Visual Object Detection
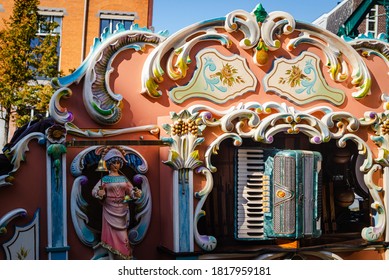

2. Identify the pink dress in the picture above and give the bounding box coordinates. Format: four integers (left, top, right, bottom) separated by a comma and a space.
92, 175, 134, 259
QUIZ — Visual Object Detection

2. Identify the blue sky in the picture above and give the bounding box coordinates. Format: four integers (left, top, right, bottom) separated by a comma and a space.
152, 0, 342, 35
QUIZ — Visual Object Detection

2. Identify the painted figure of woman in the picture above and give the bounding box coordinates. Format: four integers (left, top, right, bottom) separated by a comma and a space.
92, 148, 142, 259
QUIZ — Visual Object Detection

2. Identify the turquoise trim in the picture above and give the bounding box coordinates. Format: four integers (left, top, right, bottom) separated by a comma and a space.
53, 22, 160, 88
48, 142, 68, 259
46, 246, 70, 252
102, 175, 128, 184
178, 169, 190, 252
46, 247, 70, 260
53, 38, 101, 88
176, 256, 198, 260
51, 157, 64, 248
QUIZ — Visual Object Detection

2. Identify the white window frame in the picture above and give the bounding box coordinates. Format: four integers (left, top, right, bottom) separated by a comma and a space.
35, 8, 64, 73
98, 10, 138, 34
365, 5, 378, 36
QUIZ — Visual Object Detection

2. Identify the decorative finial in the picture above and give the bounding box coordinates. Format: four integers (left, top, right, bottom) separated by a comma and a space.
252, 3, 268, 23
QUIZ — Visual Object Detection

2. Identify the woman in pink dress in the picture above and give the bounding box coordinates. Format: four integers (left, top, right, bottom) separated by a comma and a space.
92, 148, 141, 259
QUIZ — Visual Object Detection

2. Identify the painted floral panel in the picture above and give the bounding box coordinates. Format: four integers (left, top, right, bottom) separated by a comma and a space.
263, 52, 345, 105
169, 48, 257, 104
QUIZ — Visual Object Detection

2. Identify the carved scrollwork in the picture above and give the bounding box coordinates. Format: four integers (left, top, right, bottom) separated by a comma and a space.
186, 101, 386, 243
193, 167, 217, 251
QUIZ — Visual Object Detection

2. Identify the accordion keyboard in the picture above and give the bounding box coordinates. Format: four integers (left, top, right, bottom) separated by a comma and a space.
236, 149, 270, 239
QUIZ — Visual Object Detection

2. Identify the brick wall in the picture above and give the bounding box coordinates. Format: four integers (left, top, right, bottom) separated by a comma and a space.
354, 0, 387, 36
0, 0, 153, 74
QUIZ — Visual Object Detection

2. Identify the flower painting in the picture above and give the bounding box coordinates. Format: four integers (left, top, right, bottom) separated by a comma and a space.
169, 49, 257, 104
278, 65, 310, 87
211, 63, 244, 87
263, 52, 345, 105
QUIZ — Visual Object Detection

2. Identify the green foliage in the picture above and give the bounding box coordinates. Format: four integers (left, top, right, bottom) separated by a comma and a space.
0, 0, 60, 143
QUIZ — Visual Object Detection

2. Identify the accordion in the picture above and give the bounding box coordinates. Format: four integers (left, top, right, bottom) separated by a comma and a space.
235, 148, 322, 240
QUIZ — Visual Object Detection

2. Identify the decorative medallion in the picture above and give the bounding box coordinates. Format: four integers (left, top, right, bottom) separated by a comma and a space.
263, 52, 345, 105
169, 48, 257, 104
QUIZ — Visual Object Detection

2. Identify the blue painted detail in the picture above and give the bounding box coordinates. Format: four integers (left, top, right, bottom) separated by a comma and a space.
51, 159, 64, 248
92, 252, 108, 260
37, 138, 47, 145
161, 137, 174, 145
130, 23, 154, 33
126, 154, 143, 171
53, 38, 101, 87
376, 33, 388, 41
46, 246, 70, 260
176, 255, 198, 260
157, 30, 169, 37
46, 246, 70, 252
199, 17, 226, 26
81, 224, 96, 244
178, 169, 190, 252
295, 60, 317, 95
343, 32, 388, 42
203, 57, 227, 93
53, 23, 130, 88
54, 21, 158, 88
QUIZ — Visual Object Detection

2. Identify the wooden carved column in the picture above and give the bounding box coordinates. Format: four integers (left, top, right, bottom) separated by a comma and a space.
45, 124, 69, 259
163, 111, 204, 252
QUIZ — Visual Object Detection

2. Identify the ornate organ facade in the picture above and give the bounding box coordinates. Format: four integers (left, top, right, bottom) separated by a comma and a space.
0, 4, 388, 260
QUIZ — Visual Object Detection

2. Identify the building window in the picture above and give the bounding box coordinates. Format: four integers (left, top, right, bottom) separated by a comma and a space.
37, 14, 62, 35
365, 5, 378, 36
99, 11, 137, 34
30, 9, 63, 75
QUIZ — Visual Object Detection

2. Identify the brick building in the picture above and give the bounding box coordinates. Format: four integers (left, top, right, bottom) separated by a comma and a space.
1, 3, 389, 261
314, 0, 389, 37
0, 0, 153, 149
356, 0, 387, 35
0, 0, 154, 75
